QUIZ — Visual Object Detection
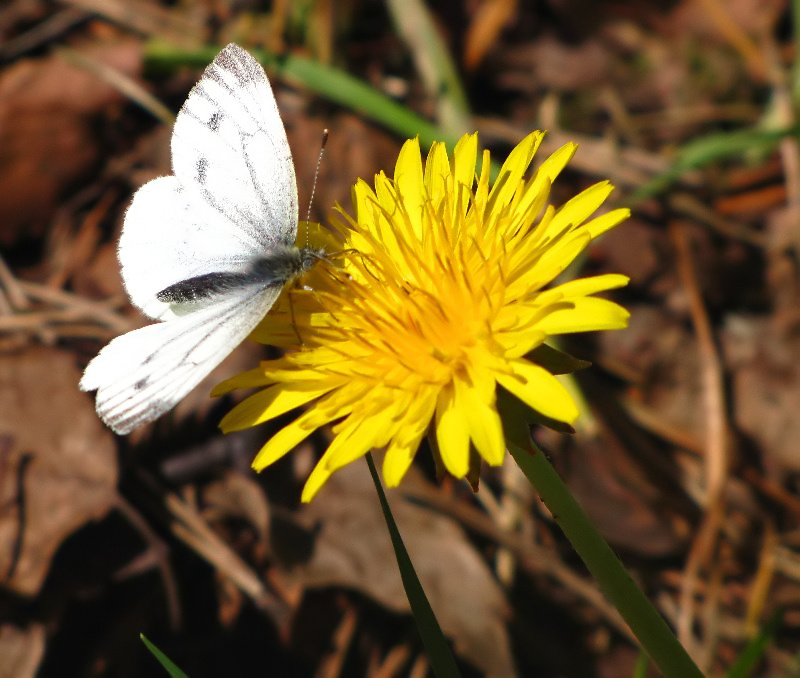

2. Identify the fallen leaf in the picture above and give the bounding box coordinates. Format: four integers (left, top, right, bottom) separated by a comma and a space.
0, 40, 141, 245
0, 622, 45, 678
0, 346, 117, 595
293, 461, 516, 676
723, 315, 800, 475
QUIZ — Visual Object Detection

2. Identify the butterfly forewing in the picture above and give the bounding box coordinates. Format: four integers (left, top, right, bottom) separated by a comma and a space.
170, 44, 298, 250
119, 44, 299, 320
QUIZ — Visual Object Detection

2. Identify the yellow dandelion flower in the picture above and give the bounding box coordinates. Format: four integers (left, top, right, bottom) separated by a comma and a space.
214, 132, 630, 501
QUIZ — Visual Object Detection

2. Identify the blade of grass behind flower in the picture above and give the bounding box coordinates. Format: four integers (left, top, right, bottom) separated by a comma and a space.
725, 608, 783, 678
632, 123, 800, 203
385, 0, 473, 134
143, 42, 502, 180
364, 453, 462, 678
146, 43, 451, 150
140, 634, 189, 678
632, 651, 651, 678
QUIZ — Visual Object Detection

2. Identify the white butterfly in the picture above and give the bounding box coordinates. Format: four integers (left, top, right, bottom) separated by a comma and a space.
80, 43, 323, 434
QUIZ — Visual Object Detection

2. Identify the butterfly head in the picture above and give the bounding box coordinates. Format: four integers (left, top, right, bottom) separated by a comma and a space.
297, 246, 328, 274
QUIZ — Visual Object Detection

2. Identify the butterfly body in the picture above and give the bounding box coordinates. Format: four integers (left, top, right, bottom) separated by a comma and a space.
155, 245, 324, 307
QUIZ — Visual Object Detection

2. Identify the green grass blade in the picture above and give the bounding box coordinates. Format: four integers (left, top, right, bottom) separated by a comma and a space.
726, 609, 783, 678
632, 651, 651, 678
385, 0, 472, 133
365, 453, 462, 678
633, 124, 800, 202
144, 43, 456, 152
144, 42, 505, 179
140, 633, 189, 678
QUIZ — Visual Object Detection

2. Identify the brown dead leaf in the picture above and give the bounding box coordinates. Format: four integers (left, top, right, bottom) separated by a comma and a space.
600, 303, 706, 445
64, 0, 206, 48
0, 40, 141, 245
652, 0, 783, 82
723, 316, 800, 476
0, 623, 45, 678
285, 112, 401, 227
547, 429, 689, 557
0, 346, 117, 596
71, 241, 125, 302
294, 460, 516, 677
763, 204, 800, 314
589, 217, 665, 287
661, 0, 783, 42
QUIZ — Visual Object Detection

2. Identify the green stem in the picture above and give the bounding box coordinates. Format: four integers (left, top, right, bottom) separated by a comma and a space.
500, 397, 703, 678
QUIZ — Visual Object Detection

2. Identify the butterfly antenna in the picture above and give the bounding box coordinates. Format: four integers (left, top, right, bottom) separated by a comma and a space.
305, 128, 329, 249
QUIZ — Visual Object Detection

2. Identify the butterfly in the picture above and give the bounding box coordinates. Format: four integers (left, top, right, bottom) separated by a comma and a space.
80, 43, 323, 434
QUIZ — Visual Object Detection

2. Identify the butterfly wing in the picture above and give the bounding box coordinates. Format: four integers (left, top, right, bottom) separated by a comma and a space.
119, 43, 299, 320
80, 286, 281, 434
83, 44, 300, 433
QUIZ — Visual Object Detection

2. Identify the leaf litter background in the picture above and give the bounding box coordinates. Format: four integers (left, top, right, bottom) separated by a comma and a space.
1, 0, 799, 676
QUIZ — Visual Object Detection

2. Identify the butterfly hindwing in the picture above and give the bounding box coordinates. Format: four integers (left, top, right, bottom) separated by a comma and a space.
120, 175, 262, 320
80, 286, 282, 434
